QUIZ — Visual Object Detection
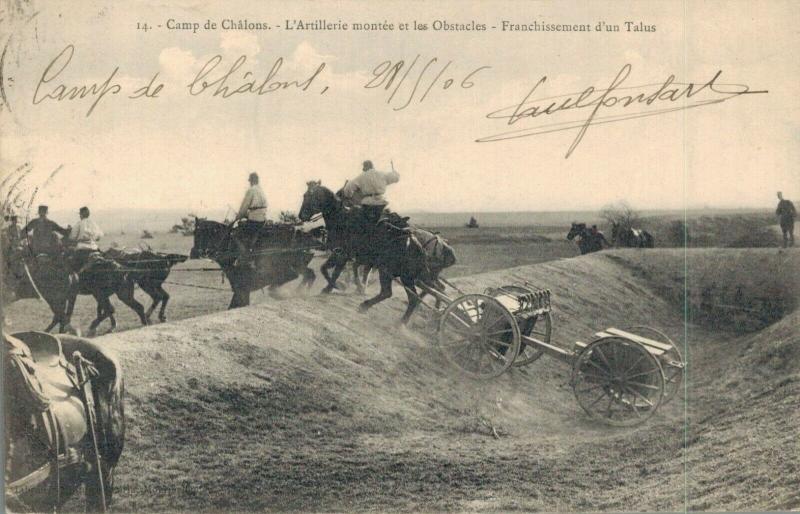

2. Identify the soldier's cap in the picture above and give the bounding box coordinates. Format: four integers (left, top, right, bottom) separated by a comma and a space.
38, 205, 48, 213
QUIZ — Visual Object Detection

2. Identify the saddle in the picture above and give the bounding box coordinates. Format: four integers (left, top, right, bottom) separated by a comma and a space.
5, 332, 88, 447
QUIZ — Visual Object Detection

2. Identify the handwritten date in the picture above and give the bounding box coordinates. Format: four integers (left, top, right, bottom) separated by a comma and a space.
365, 56, 489, 111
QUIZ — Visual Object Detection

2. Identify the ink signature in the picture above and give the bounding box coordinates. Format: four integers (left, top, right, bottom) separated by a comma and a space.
477, 64, 768, 158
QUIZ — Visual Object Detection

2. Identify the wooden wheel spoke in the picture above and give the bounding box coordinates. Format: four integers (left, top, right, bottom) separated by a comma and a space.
620, 388, 642, 416
594, 346, 612, 369
486, 337, 512, 348
626, 380, 660, 391
587, 389, 608, 408
584, 358, 611, 376
578, 371, 609, 382
623, 385, 655, 407
452, 339, 479, 361
485, 346, 508, 363
624, 368, 661, 380
487, 328, 513, 337
622, 353, 647, 377
482, 311, 508, 331
446, 310, 474, 330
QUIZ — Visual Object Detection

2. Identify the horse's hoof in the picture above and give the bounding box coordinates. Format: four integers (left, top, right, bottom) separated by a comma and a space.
358, 303, 370, 314
159, 316, 167, 323
87, 328, 97, 338
321, 286, 333, 295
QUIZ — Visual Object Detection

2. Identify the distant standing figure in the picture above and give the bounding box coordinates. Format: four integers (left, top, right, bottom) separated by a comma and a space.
70, 206, 104, 272
23, 205, 70, 256
776, 191, 796, 247
234, 172, 268, 266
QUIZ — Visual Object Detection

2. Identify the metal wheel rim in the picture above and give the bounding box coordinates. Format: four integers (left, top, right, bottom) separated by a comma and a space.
571, 337, 665, 427
512, 311, 551, 367
626, 325, 684, 405
437, 294, 521, 379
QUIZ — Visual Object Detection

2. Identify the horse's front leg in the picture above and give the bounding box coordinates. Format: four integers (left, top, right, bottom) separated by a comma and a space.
321, 255, 346, 294
399, 275, 421, 325
353, 261, 366, 295
359, 270, 392, 312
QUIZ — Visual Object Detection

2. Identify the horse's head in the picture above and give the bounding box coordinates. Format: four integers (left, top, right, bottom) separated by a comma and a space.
566, 222, 586, 240
299, 180, 334, 222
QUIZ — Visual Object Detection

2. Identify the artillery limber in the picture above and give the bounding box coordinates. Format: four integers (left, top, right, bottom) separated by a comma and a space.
416, 281, 685, 426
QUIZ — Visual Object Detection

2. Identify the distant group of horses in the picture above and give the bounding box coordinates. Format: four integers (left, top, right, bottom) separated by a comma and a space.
3, 237, 187, 336
567, 222, 654, 255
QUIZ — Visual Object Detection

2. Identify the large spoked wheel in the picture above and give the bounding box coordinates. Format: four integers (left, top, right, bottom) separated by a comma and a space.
512, 311, 551, 367
627, 325, 684, 405
571, 337, 665, 427
438, 294, 521, 379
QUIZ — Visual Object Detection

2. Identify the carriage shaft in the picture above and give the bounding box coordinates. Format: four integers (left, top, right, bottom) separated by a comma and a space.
521, 334, 576, 364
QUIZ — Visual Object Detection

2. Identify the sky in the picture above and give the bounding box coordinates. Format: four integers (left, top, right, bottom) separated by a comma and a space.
1, 0, 798, 218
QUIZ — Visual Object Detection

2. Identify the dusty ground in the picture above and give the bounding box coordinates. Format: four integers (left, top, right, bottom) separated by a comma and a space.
6, 224, 798, 512
30, 246, 795, 512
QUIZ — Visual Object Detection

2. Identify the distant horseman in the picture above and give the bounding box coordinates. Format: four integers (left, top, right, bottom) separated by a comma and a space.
23, 205, 71, 256
234, 172, 268, 266
69, 206, 104, 273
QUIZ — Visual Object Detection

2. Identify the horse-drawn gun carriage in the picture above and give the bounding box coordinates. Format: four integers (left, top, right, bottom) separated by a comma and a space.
412, 281, 685, 427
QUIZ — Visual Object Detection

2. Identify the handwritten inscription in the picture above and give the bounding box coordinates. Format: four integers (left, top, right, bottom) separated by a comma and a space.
477, 64, 768, 158
187, 55, 326, 98
365, 56, 490, 111
26, 46, 766, 157
32, 45, 123, 117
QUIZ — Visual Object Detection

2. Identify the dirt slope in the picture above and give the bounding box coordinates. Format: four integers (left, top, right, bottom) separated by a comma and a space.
75, 249, 797, 512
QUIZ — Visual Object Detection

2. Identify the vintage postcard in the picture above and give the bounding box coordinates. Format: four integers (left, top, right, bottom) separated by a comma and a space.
2, 0, 798, 512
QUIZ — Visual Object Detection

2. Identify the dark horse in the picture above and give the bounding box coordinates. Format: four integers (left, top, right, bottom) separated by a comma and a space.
566, 222, 608, 255
190, 219, 317, 308
4, 331, 125, 512
105, 248, 188, 322
3, 238, 148, 336
298, 181, 373, 294
299, 181, 445, 323
610, 222, 655, 248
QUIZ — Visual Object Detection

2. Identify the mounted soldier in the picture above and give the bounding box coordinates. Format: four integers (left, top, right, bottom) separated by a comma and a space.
233, 172, 268, 267
342, 160, 400, 225
68, 206, 105, 274
23, 205, 71, 257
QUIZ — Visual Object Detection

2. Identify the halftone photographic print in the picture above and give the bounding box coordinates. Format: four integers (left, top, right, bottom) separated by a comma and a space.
1, 1, 797, 512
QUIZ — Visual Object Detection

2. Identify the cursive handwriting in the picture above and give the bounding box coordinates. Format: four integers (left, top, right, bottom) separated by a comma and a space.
365, 56, 489, 111
32, 45, 122, 117
188, 54, 326, 97
477, 64, 768, 158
